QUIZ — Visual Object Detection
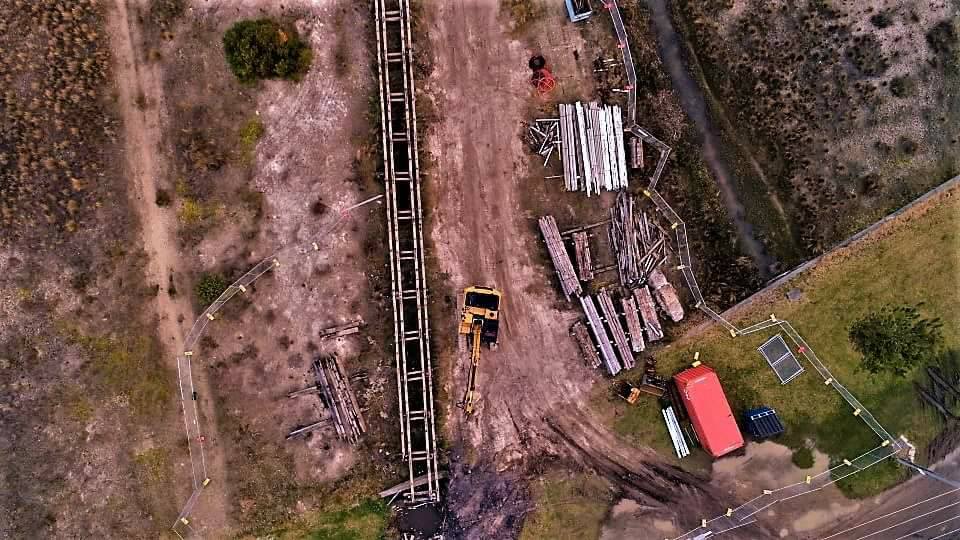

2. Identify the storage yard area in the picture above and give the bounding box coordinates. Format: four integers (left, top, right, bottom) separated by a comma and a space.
4, 0, 958, 539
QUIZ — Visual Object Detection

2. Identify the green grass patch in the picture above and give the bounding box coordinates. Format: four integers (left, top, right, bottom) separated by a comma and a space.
301, 499, 388, 540
604, 191, 959, 497
238, 117, 265, 164
134, 447, 172, 486
60, 326, 171, 417
520, 472, 613, 540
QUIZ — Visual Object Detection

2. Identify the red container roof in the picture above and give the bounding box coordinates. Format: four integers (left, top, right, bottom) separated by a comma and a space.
674, 365, 744, 458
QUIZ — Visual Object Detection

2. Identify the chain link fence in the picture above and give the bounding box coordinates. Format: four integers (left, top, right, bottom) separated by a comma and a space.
170, 195, 382, 536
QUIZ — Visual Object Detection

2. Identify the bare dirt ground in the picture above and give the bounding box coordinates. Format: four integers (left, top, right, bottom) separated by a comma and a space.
103, 0, 230, 531
99, 0, 400, 535
420, 2, 745, 538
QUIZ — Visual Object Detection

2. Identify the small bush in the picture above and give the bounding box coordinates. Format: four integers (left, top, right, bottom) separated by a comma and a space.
869, 12, 893, 29
889, 75, 915, 98
791, 446, 814, 469
155, 189, 172, 207
195, 272, 229, 307
223, 19, 312, 83
926, 20, 958, 57
500, 0, 545, 34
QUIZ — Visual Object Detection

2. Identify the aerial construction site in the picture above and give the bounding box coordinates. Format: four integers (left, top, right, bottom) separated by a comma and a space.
1, 0, 958, 539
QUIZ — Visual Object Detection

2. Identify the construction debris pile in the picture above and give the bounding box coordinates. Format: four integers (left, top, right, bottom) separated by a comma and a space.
526, 118, 561, 166
286, 355, 366, 444
609, 192, 667, 287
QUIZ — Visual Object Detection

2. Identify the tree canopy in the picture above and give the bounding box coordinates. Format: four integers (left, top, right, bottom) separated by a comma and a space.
849, 304, 943, 377
222, 19, 312, 83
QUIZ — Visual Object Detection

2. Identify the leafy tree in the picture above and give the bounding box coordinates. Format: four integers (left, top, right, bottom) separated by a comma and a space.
849, 304, 943, 377
222, 19, 312, 83
195, 273, 229, 308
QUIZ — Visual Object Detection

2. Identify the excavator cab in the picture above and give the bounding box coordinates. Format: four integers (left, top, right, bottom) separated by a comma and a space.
458, 286, 502, 415
458, 286, 501, 348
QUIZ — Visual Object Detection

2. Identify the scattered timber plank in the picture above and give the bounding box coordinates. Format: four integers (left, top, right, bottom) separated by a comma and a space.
634, 286, 663, 342
286, 420, 328, 440
571, 320, 602, 369
621, 296, 646, 353
573, 232, 594, 282
288, 385, 319, 398
319, 319, 365, 340
379, 472, 449, 499
580, 295, 621, 376
331, 355, 368, 435
648, 269, 684, 323
597, 289, 635, 370
539, 216, 582, 300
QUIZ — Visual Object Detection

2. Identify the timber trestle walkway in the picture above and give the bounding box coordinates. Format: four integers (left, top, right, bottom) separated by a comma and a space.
374, 0, 441, 503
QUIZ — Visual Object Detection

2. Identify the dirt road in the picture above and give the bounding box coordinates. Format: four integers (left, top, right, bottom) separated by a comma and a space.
421, 2, 740, 537
104, 0, 228, 533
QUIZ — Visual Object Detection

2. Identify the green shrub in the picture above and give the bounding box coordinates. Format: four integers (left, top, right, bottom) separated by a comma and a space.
195, 272, 229, 307
849, 304, 943, 377
791, 446, 814, 469
889, 75, 915, 98
223, 19, 312, 83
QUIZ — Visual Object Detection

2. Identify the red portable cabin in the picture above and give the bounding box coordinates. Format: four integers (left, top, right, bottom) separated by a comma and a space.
674, 365, 744, 458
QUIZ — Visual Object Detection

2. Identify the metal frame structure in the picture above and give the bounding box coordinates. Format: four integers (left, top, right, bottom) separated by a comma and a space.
373, 0, 440, 503
758, 334, 805, 384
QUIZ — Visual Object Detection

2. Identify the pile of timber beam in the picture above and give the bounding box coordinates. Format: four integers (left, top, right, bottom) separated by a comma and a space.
539, 216, 582, 300
609, 193, 667, 287
633, 286, 663, 342
621, 296, 645, 352
557, 101, 628, 195
572, 232, 594, 281
579, 295, 620, 376
597, 289, 635, 370
314, 356, 366, 444
319, 319, 365, 340
648, 269, 684, 322
571, 320, 602, 369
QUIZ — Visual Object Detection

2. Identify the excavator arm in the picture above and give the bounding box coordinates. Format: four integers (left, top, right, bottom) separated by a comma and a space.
459, 320, 483, 415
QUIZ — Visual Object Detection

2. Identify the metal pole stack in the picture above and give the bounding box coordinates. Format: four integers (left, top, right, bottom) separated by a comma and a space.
572, 231, 594, 282
549, 101, 628, 195
570, 320, 602, 369
633, 285, 663, 342
579, 295, 621, 376
539, 216, 582, 300
621, 296, 645, 352
597, 288, 634, 370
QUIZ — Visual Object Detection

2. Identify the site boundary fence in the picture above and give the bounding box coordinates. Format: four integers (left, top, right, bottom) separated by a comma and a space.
169, 194, 382, 537
599, 2, 911, 538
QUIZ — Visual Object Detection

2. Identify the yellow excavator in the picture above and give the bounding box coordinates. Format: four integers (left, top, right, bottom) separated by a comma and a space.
457, 286, 502, 415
